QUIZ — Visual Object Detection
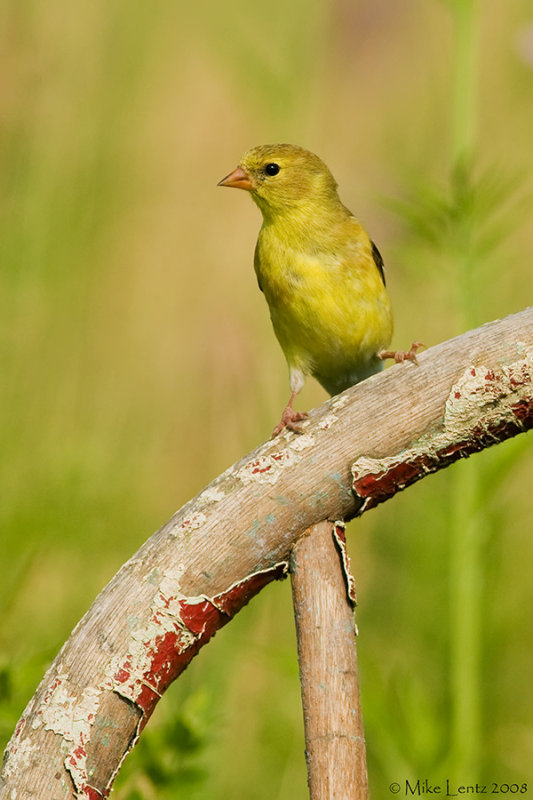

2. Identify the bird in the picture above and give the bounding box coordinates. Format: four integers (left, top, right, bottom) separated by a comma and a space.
218, 143, 420, 436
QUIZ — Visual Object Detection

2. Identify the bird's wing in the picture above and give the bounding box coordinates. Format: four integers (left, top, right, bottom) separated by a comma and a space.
370, 240, 386, 286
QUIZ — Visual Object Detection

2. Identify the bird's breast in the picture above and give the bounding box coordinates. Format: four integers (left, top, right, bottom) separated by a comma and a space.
254, 235, 326, 305
254, 228, 393, 387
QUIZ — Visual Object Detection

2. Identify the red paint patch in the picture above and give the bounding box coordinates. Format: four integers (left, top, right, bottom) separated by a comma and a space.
512, 398, 533, 422
13, 716, 26, 739
132, 605, 224, 719
66, 747, 107, 799
178, 599, 220, 634
246, 452, 291, 476
212, 562, 288, 616
136, 628, 220, 721
352, 401, 533, 514
80, 786, 105, 799
129, 565, 288, 726
42, 676, 63, 705
113, 666, 131, 684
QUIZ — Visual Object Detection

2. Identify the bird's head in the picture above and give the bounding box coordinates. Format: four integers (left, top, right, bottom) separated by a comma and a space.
218, 144, 341, 220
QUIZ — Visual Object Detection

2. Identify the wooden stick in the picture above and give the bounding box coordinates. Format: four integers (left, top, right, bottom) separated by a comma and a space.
2, 309, 532, 797
291, 521, 368, 800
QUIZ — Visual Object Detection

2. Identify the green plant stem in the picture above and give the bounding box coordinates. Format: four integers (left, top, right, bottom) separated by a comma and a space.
450, 460, 483, 775
450, 0, 479, 325
450, 0, 478, 167
448, 0, 484, 779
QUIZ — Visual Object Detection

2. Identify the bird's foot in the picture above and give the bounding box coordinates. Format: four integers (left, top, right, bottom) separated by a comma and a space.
378, 341, 424, 366
271, 406, 309, 437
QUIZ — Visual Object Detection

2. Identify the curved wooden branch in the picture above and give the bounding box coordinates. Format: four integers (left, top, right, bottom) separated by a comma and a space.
1, 308, 532, 799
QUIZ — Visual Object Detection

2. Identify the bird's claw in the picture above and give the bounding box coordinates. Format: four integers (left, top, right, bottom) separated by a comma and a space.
379, 341, 424, 366
271, 407, 309, 437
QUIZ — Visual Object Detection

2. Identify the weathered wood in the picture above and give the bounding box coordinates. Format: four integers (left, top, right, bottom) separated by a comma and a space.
1, 308, 532, 798
291, 521, 368, 800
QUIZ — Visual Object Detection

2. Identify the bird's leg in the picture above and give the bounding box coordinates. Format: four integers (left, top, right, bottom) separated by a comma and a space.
378, 341, 424, 366
272, 390, 309, 437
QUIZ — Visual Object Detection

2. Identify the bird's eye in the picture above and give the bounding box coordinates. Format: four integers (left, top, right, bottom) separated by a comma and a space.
264, 163, 280, 176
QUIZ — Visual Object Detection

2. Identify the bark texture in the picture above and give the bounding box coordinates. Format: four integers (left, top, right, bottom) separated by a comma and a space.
291, 521, 368, 800
1, 308, 532, 798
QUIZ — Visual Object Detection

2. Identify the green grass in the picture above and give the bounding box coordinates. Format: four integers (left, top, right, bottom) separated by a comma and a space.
1, 1, 532, 797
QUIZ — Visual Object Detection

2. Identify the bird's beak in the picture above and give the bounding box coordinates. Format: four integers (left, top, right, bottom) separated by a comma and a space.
217, 165, 254, 191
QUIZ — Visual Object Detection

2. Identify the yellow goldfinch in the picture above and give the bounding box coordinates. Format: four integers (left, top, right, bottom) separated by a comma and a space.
218, 143, 418, 435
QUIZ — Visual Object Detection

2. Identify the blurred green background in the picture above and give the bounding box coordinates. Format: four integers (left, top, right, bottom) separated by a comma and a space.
1, 0, 532, 797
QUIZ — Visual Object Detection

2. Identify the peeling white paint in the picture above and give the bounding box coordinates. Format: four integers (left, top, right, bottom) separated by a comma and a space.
20, 674, 104, 793
157, 574, 188, 613
144, 567, 161, 585
318, 413, 338, 429
289, 433, 316, 451
352, 353, 533, 506
197, 486, 226, 505
445, 354, 532, 439
107, 579, 205, 706
238, 449, 300, 485
332, 522, 357, 607
2, 730, 34, 781
40, 682, 99, 742
170, 511, 207, 537
210, 561, 289, 614
332, 394, 349, 410
5, 560, 291, 794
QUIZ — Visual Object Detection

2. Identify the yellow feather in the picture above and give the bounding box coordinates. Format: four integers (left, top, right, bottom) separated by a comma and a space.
219, 143, 394, 422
